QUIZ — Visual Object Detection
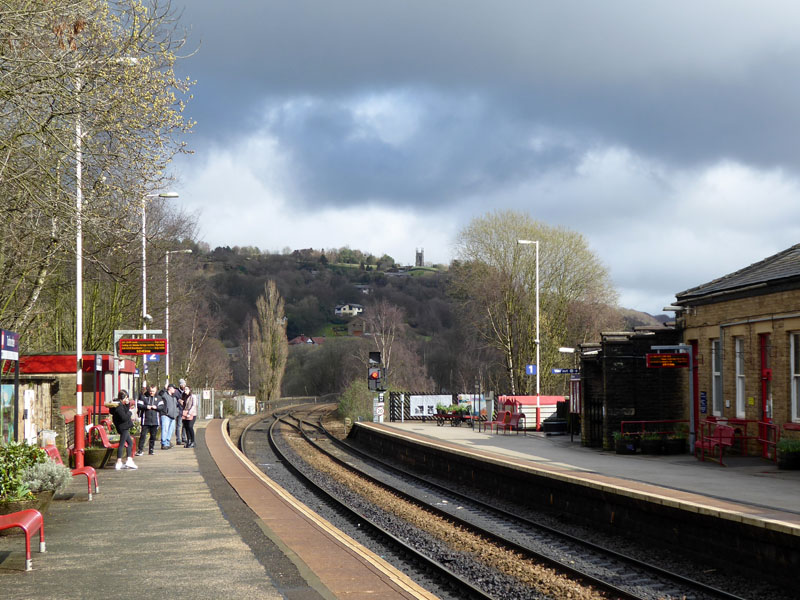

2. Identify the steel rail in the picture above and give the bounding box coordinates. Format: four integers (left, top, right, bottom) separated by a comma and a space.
299, 415, 746, 600
265, 415, 499, 600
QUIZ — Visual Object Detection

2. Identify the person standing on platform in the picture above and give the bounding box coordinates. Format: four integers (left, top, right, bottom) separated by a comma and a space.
111, 390, 137, 470
181, 385, 197, 448
158, 384, 180, 449
136, 384, 163, 456
175, 378, 188, 445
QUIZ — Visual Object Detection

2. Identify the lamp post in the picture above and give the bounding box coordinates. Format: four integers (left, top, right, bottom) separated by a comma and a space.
517, 239, 540, 424
165, 248, 192, 385
141, 191, 178, 385
74, 74, 85, 467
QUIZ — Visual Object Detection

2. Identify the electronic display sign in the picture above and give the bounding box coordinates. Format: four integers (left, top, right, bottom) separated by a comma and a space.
118, 338, 167, 356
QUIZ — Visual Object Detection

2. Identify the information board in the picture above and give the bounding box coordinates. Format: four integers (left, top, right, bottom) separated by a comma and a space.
646, 353, 689, 368
118, 338, 168, 356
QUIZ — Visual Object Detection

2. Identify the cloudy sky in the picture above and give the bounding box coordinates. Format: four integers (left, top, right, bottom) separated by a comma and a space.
171, 1, 800, 314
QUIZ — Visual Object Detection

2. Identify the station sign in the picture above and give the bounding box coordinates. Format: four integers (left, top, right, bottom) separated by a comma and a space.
118, 338, 168, 356
1, 329, 19, 360
551, 368, 580, 375
646, 353, 689, 368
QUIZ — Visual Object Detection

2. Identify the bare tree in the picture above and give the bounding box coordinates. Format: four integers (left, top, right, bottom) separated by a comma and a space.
453, 210, 619, 395
0, 0, 194, 346
363, 299, 404, 382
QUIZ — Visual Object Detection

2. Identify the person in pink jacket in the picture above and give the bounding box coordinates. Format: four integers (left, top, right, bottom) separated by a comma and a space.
181, 385, 198, 448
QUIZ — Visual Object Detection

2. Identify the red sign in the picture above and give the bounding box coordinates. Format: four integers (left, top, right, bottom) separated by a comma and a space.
118, 338, 168, 356
646, 353, 689, 368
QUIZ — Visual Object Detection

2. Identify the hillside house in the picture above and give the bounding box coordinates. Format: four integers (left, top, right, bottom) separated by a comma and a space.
334, 303, 364, 317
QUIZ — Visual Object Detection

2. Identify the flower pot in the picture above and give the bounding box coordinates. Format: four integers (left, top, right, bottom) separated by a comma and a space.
615, 439, 637, 454
663, 438, 686, 454
640, 438, 664, 455
0, 490, 54, 535
664, 438, 687, 455
83, 447, 112, 469
777, 451, 800, 470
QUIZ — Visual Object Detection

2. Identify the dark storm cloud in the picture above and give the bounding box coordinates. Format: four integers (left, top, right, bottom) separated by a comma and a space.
254, 91, 582, 207
173, 1, 800, 313
179, 1, 800, 170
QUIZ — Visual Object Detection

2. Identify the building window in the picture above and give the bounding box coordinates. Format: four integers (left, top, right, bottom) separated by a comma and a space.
711, 339, 722, 416
792, 333, 800, 422
735, 337, 746, 418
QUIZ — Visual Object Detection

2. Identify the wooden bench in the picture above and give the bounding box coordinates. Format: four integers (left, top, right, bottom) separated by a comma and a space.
0, 509, 46, 571
44, 445, 98, 500
695, 423, 735, 466
480, 410, 511, 433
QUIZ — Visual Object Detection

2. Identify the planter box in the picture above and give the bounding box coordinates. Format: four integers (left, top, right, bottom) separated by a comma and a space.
0, 490, 54, 535
83, 447, 113, 469
615, 439, 637, 454
777, 451, 800, 470
664, 438, 687, 455
640, 438, 664, 455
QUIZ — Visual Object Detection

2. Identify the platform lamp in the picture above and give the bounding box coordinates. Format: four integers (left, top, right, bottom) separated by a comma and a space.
165, 248, 192, 386
141, 191, 179, 386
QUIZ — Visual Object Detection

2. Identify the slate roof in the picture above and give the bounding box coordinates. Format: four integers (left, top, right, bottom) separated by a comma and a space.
676, 243, 800, 303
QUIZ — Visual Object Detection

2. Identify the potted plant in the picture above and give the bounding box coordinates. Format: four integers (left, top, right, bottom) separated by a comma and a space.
83, 438, 113, 469
0, 442, 49, 518
664, 425, 688, 455
613, 431, 637, 454
777, 437, 800, 470
20, 459, 72, 514
640, 432, 664, 455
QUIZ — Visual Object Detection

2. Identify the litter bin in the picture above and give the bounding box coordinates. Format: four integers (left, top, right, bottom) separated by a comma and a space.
38, 429, 57, 447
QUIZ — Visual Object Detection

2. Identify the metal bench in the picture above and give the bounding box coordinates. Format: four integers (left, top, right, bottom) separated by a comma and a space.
44, 445, 98, 500
694, 423, 735, 466
480, 410, 511, 433
0, 509, 46, 571
501, 412, 526, 435
82, 425, 136, 468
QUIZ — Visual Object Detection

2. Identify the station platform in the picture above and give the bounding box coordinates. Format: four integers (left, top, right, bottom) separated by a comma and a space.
0, 422, 290, 600
0, 420, 436, 600
376, 420, 800, 525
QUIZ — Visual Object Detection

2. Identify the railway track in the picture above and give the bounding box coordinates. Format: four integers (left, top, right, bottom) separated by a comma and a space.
261, 407, 750, 600
264, 413, 497, 600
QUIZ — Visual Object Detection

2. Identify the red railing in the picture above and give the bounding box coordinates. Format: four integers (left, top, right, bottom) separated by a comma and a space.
700, 418, 778, 461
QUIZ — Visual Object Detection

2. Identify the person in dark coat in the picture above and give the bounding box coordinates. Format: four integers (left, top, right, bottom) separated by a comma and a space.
136, 384, 163, 456
158, 384, 180, 449
111, 390, 138, 470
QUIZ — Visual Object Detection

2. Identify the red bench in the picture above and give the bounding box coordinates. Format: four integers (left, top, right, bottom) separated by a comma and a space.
0, 509, 46, 571
501, 412, 526, 435
695, 423, 735, 466
44, 445, 98, 500
83, 425, 136, 468
480, 411, 511, 433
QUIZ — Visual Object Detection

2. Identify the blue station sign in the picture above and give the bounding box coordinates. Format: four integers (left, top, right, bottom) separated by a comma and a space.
1, 329, 19, 360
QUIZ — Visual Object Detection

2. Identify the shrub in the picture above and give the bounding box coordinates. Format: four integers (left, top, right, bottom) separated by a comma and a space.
777, 438, 800, 453
337, 381, 374, 422
0, 442, 47, 501
23, 460, 72, 494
